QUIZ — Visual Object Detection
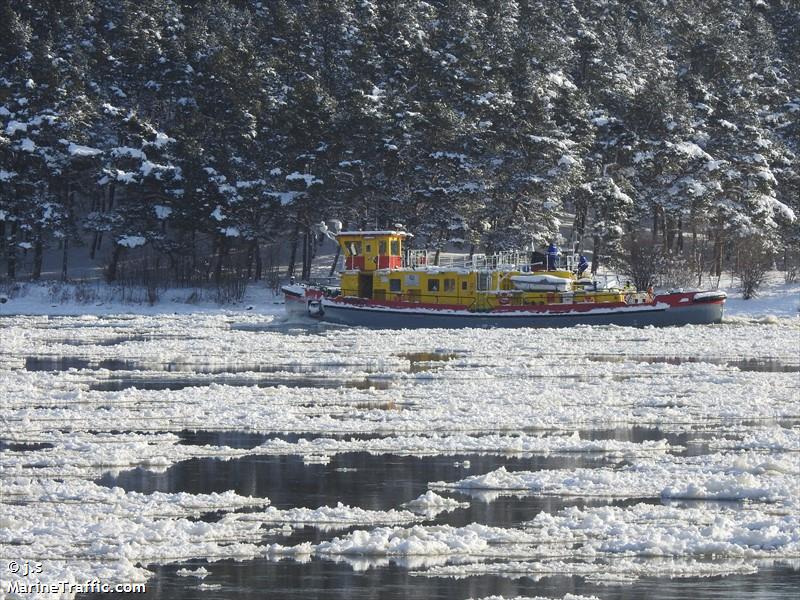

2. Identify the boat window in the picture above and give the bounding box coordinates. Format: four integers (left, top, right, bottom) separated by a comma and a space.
477, 272, 491, 291
379, 240, 387, 255
444, 278, 456, 292
427, 279, 440, 292
391, 240, 400, 255
461, 281, 468, 291
348, 241, 362, 256
389, 278, 402, 292
365, 244, 372, 253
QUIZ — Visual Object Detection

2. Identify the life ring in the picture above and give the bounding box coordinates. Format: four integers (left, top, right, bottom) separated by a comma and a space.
498, 293, 511, 306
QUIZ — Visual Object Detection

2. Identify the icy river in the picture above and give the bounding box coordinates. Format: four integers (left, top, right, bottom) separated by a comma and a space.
1, 312, 799, 600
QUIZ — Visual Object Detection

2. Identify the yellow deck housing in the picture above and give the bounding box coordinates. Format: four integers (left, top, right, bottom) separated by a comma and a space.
334, 231, 632, 309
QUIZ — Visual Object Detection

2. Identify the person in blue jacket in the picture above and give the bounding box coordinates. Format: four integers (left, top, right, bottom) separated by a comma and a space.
546, 242, 559, 271
577, 255, 589, 277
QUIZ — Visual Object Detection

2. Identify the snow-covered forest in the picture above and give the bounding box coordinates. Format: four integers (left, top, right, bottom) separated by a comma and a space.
1, 0, 798, 286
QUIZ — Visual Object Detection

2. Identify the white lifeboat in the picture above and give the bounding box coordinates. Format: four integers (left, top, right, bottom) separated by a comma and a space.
511, 274, 572, 292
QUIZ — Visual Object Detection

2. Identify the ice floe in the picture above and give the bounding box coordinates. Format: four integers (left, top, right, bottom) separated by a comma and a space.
261, 500, 800, 575
402, 491, 470, 516
1, 313, 798, 597
466, 596, 600, 600
416, 557, 765, 584
175, 566, 209, 578
430, 452, 799, 504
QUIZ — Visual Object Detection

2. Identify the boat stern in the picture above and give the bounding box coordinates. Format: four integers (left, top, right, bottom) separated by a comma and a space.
281, 284, 325, 318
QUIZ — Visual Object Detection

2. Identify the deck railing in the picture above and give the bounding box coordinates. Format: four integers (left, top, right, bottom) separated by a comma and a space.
404, 250, 578, 272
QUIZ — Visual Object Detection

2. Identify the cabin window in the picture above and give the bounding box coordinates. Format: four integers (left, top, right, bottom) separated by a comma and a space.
389, 278, 402, 292
379, 240, 387, 255
444, 278, 456, 292
365, 244, 372, 253
461, 281, 468, 291
427, 279, 440, 292
391, 240, 400, 256
348, 241, 362, 256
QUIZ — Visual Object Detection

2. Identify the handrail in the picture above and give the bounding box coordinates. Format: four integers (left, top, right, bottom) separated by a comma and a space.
403, 249, 577, 273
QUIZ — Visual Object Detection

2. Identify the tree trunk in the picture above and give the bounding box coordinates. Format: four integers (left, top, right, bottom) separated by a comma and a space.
107, 244, 124, 282
92, 184, 114, 259
663, 214, 674, 253
712, 232, 723, 278
574, 200, 588, 244
7, 221, 17, 279
287, 222, 299, 277
301, 228, 313, 280
32, 225, 43, 280
90, 232, 100, 260
300, 230, 308, 280
652, 207, 659, 243
329, 244, 341, 277
591, 236, 601, 275
61, 236, 69, 282
214, 235, 227, 287
61, 181, 73, 282
246, 240, 255, 280
254, 241, 262, 281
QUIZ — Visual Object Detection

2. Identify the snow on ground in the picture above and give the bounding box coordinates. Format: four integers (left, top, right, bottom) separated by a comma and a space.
0, 280, 286, 317
719, 271, 800, 319
1, 294, 798, 597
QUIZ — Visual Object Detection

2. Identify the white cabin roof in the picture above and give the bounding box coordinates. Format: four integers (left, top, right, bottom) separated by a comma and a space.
336, 230, 413, 237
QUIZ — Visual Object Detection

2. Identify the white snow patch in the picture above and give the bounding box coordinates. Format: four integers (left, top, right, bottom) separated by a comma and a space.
154, 205, 173, 219
286, 171, 323, 187
64, 141, 103, 157
117, 235, 147, 248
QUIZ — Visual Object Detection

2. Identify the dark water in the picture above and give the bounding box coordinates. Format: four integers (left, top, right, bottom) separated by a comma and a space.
96, 426, 714, 519
83, 560, 800, 600
21, 356, 393, 391
586, 354, 800, 372
14, 320, 796, 600
96, 433, 776, 600
86, 422, 796, 600
97, 448, 622, 520
87, 375, 391, 392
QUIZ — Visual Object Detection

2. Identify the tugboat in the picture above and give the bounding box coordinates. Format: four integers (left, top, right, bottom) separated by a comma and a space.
282, 229, 726, 329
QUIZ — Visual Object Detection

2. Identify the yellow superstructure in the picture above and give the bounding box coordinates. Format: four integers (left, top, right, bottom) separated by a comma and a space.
335, 231, 638, 309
